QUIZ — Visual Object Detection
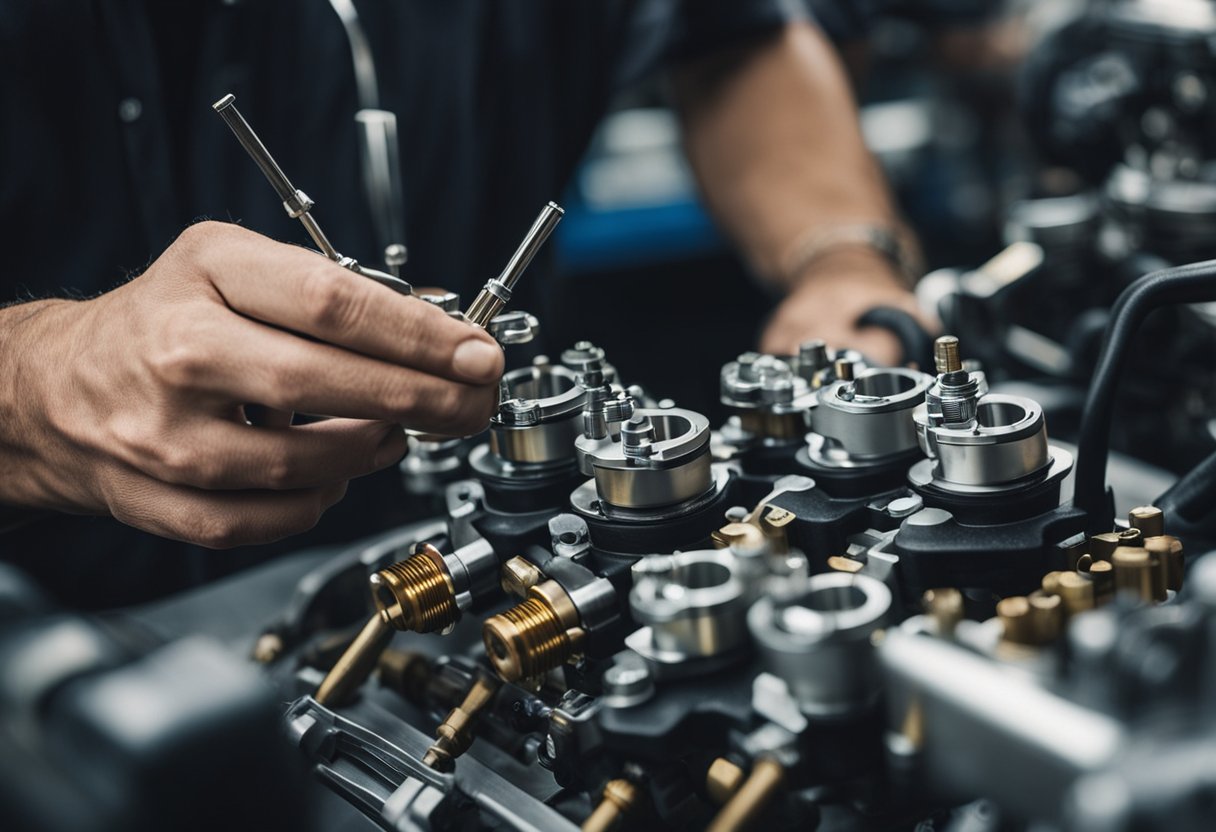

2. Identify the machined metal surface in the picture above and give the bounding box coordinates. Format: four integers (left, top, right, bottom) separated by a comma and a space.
576, 408, 713, 509
627, 550, 750, 663
914, 393, 1052, 488
811, 367, 932, 464
491, 362, 587, 465
748, 572, 891, 716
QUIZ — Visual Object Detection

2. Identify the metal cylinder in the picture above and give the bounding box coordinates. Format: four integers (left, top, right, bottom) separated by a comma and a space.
811, 367, 931, 464
576, 408, 713, 510
914, 393, 1051, 487
748, 572, 891, 715
629, 550, 749, 660
490, 362, 587, 464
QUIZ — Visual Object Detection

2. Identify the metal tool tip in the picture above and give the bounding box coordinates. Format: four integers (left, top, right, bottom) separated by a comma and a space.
213, 93, 236, 112
547, 201, 565, 215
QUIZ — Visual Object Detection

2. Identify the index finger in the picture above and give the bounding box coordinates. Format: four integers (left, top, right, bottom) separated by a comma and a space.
176, 221, 503, 384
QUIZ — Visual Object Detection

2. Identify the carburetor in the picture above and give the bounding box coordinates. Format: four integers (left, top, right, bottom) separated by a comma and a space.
260, 327, 1208, 832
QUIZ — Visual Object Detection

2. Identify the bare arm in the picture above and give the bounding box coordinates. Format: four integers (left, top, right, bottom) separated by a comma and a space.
672, 21, 925, 363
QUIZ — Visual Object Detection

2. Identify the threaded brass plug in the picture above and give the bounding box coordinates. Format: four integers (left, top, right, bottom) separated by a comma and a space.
483, 579, 584, 682
372, 544, 459, 634
314, 544, 459, 706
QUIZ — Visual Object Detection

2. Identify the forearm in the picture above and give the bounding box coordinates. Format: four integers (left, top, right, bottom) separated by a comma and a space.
673, 21, 900, 288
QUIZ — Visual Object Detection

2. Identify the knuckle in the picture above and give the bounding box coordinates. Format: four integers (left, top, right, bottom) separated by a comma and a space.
261, 451, 298, 489
191, 514, 246, 550
301, 267, 362, 332
384, 381, 420, 418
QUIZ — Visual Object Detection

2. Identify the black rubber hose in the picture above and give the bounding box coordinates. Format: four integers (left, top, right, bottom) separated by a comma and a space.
857, 306, 936, 370
1074, 259, 1216, 533
1155, 449, 1216, 541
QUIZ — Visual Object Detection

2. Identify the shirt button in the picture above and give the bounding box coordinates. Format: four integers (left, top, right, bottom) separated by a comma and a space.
118, 97, 143, 123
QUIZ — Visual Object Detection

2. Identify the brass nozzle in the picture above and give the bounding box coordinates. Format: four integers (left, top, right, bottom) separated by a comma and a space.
706, 756, 785, 832
482, 580, 583, 682
582, 779, 639, 832
1145, 535, 1184, 592
315, 613, 395, 706
422, 675, 500, 772
314, 545, 458, 707
997, 592, 1062, 646
922, 588, 964, 637
706, 758, 746, 805
373, 544, 459, 634
933, 336, 961, 375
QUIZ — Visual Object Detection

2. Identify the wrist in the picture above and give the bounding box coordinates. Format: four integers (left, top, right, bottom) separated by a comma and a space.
0, 299, 91, 511
779, 221, 922, 290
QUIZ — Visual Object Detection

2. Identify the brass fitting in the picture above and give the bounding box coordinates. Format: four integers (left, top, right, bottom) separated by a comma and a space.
251, 631, 284, 664
934, 336, 962, 374
1145, 535, 1185, 592
315, 613, 395, 706
422, 675, 500, 772
483, 579, 585, 682
377, 649, 433, 704
922, 588, 964, 637
828, 555, 865, 574
712, 522, 767, 553
314, 544, 459, 706
501, 556, 544, 598
372, 543, 459, 634
1055, 571, 1096, 616
1128, 505, 1165, 538
581, 779, 639, 832
1089, 560, 1115, 604
997, 592, 1062, 646
738, 410, 806, 441
1089, 532, 1123, 561
706, 756, 785, 832
706, 758, 746, 805
1112, 546, 1154, 602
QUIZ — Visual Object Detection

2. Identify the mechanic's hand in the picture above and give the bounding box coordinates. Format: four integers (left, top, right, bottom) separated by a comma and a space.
759, 250, 930, 366
0, 221, 502, 547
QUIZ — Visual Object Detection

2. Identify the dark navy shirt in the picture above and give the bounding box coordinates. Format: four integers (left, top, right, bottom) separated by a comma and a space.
0, 0, 798, 606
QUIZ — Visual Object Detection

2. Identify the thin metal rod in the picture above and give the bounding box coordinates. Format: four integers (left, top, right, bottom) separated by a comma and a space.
498, 201, 564, 292
213, 93, 297, 206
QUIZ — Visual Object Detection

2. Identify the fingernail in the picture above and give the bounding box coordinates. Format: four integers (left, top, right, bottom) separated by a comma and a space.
375, 427, 407, 467
452, 338, 502, 382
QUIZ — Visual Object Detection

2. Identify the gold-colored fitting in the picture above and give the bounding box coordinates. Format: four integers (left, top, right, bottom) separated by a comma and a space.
922, 588, 964, 637
1055, 572, 1096, 616
1145, 535, 1184, 592
501, 556, 544, 598
1089, 560, 1115, 604
706, 758, 747, 806
1089, 532, 1122, 561
834, 356, 857, 381
1128, 506, 1165, 539
1112, 546, 1154, 602
712, 522, 767, 553
372, 544, 459, 634
314, 544, 459, 707
706, 756, 785, 832
377, 649, 433, 704
827, 555, 865, 574
422, 675, 500, 772
997, 593, 1061, 646
581, 779, 639, 832
1040, 571, 1064, 596
314, 613, 395, 706
934, 336, 962, 374
251, 631, 284, 664
483, 579, 584, 682
738, 410, 806, 441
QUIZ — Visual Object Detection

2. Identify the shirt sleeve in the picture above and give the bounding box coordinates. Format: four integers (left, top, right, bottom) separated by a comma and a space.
666, 0, 808, 63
